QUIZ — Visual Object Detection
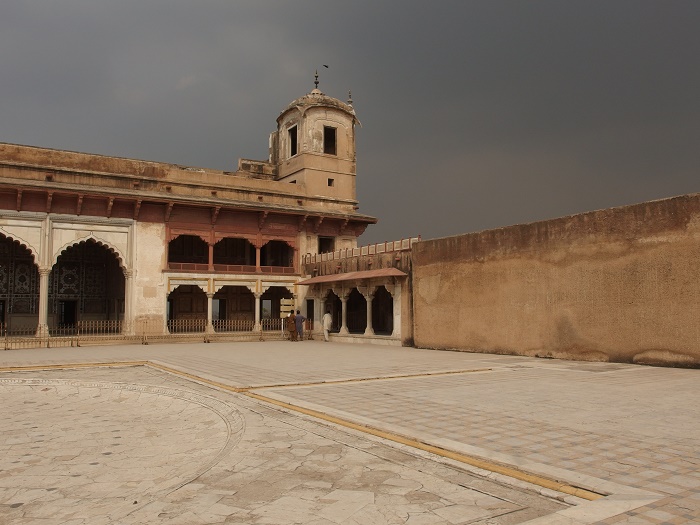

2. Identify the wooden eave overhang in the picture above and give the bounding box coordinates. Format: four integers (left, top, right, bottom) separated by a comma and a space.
0, 174, 377, 226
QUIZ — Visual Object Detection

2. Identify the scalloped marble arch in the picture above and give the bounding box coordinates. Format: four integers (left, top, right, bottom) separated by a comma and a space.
52, 235, 128, 271
323, 284, 394, 300
0, 229, 40, 265
260, 283, 294, 295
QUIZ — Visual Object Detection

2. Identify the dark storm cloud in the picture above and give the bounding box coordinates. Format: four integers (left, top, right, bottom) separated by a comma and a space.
1, 1, 698, 244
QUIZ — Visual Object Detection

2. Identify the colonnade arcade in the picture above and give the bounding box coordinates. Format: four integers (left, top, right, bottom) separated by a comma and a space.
167, 234, 296, 274
308, 282, 400, 339
0, 233, 127, 335
166, 280, 293, 333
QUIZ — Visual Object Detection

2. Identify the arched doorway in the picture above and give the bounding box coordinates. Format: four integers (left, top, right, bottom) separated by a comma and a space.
323, 290, 342, 333
260, 286, 293, 330
372, 286, 394, 335
346, 288, 367, 334
50, 239, 125, 333
0, 234, 39, 334
167, 284, 206, 333
213, 285, 255, 331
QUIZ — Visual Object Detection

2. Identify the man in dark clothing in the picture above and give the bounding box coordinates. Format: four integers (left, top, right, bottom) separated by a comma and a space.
287, 311, 297, 341
295, 309, 306, 341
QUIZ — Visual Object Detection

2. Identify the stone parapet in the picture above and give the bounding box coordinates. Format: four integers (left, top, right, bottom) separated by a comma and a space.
301, 237, 418, 277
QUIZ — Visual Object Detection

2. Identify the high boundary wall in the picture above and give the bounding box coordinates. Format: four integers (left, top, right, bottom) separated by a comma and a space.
412, 193, 700, 367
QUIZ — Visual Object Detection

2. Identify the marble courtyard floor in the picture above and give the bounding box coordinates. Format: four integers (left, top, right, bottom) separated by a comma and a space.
0, 341, 698, 524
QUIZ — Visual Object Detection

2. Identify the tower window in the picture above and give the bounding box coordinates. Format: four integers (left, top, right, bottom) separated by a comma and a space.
327, 178, 334, 187
288, 126, 298, 157
323, 126, 337, 155
319, 236, 335, 253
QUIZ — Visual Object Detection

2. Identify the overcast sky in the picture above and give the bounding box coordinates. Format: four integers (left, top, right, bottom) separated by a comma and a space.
1, 1, 698, 244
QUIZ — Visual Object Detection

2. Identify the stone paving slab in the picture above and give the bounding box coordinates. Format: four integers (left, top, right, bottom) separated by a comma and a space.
0, 365, 566, 524
1, 341, 699, 523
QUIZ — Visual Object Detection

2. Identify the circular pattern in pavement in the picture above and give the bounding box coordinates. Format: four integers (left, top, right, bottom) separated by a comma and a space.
0, 378, 244, 523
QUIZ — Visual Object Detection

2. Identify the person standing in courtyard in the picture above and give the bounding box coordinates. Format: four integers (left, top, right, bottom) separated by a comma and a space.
295, 309, 305, 341
287, 311, 297, 341
322, 309, 333, 342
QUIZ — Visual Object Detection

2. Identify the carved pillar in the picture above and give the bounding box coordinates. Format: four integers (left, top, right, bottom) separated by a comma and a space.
255, 245, 261, 272
313, 291, 322, 335
339, 293, 349, 335
392, 283, 402, 338
36, 267, 51, 338
254, 292, 262, 331
122, 269, 134, 335
364, 290, 375, 336
208, 243, 214, 271
206, 292, 215, 333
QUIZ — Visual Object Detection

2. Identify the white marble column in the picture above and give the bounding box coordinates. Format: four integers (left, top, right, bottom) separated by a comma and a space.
206, 292, 215, 333
339, 294, 349, 335
122, 269, 134, 335
364, 291, 375, 336
254, 292, 261, 331
36, 267, 51, 338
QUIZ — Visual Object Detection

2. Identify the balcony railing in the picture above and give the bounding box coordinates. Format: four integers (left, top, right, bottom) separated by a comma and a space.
259, 266, 296, 274
167, 262, 210, 272
167, 263, 296, 274
212, 264, 257, 273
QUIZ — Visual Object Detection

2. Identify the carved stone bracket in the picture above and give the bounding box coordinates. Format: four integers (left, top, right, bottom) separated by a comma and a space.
297, 215, 308, 232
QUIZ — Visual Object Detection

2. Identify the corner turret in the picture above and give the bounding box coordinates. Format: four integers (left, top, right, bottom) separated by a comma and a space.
269, 74, 359, 201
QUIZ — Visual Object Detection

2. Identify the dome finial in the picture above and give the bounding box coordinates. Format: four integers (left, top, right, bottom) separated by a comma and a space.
314, 70, 319, 90
347, 90, 353, 105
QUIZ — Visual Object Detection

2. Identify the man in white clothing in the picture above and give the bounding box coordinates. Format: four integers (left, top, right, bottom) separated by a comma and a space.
322, 310, 333, 342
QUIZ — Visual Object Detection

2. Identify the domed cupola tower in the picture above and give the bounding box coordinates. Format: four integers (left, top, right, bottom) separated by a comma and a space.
270, 72, 359, 202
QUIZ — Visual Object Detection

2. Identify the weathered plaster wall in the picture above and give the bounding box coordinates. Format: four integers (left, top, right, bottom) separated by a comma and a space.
133, 221, 168, 332
413, 194, 700, 367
